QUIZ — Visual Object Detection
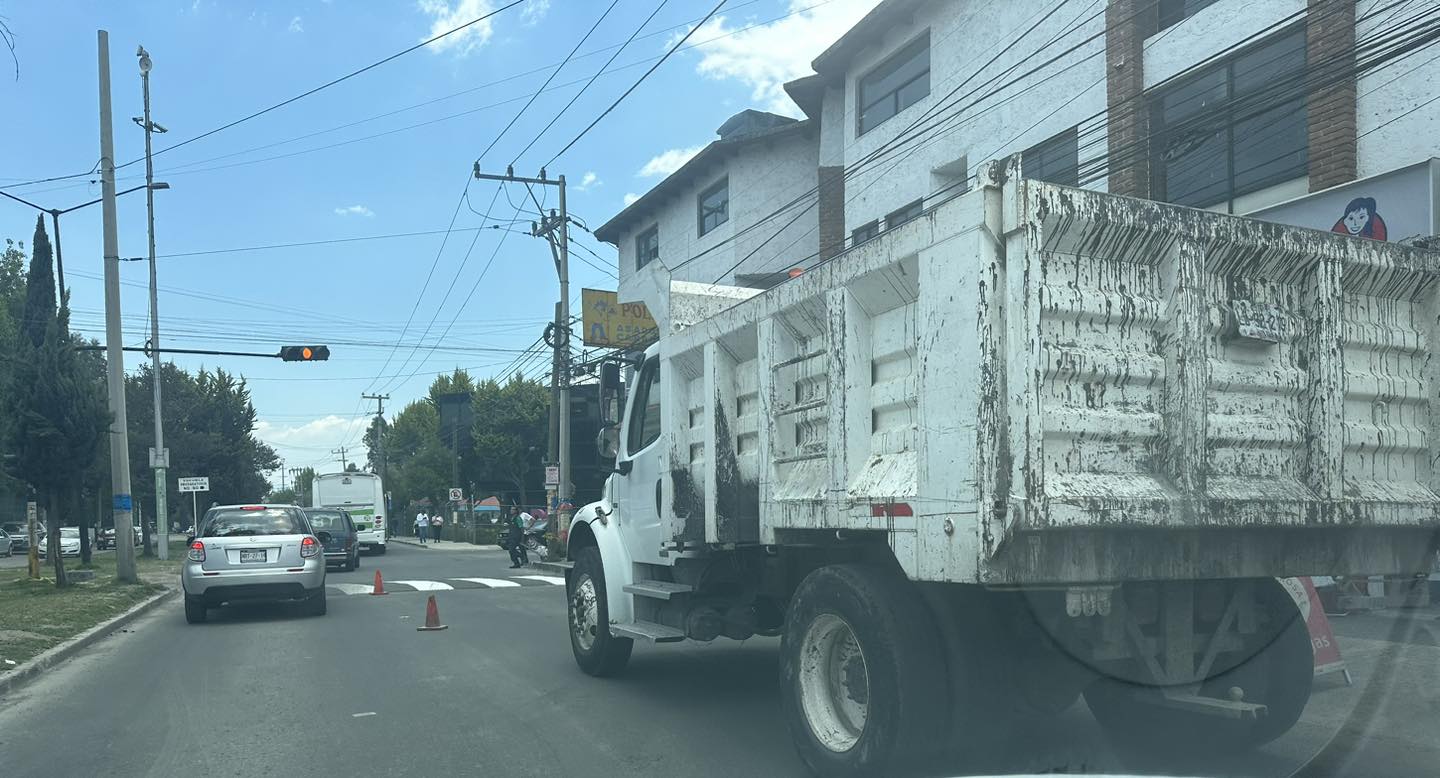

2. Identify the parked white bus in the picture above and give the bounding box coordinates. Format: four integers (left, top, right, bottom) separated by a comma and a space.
311, 472, 387, 555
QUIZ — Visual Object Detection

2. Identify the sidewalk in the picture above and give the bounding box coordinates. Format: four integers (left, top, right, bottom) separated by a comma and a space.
388, 536, 502, 551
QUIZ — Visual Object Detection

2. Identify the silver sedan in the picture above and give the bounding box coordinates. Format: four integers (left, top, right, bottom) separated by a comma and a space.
180, 504, 329, 624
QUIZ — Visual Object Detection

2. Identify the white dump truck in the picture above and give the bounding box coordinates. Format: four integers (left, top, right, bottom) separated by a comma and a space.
559, 159, 1440, 776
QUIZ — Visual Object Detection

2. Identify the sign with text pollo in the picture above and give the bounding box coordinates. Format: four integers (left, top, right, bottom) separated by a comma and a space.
581, 288, 658, 349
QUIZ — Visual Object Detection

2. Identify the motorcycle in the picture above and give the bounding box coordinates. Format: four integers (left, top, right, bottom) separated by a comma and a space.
497, 519, 549, 561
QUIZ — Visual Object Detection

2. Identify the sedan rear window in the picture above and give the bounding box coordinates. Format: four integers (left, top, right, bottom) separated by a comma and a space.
201, 508, 307, 537
305, 511, 351, 531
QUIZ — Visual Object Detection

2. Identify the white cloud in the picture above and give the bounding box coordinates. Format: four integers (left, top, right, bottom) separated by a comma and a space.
418, 0, 497, 56
288, 16, 304, 33
677, 0, 882, 115
255, 415, 364, 485
623, 193, 641, 207
334, 204, 374, 217
576, 171, 600, 191
521, 0, 551, 26
639, 145, 705, 178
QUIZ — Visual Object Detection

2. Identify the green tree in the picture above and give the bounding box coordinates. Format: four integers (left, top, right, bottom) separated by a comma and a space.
4, 220, 108, 586
471, 377, 548, 507
266, 487, 298, 505
294, 466, 316, 506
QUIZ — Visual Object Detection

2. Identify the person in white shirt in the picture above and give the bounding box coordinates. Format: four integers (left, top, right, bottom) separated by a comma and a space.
414, 510, 429, 544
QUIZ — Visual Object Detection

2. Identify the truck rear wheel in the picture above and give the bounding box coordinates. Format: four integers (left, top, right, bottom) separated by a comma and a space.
1084, 580, 1313, 757
780, 564, 946, 777
568, 546, 633, 676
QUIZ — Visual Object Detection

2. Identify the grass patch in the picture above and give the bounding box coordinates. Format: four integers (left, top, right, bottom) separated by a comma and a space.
0, 543, 184, 671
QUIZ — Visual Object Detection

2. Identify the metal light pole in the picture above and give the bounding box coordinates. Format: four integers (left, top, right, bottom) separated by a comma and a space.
98, 30, 137, 584
136, 45, 172, 559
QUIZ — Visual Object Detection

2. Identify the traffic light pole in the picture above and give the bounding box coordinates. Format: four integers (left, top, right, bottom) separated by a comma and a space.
473, 166, 571, 511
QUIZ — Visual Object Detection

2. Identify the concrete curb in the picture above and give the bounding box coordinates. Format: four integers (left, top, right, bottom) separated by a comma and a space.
0, 587, 176, 698
389, 537, 503, 551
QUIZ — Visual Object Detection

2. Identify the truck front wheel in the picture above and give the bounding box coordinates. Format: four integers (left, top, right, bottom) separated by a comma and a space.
780, 564, 946, 777
568, 546, 633, 676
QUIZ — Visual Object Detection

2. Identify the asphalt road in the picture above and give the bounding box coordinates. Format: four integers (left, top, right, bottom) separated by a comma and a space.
1, 541, 1437, 777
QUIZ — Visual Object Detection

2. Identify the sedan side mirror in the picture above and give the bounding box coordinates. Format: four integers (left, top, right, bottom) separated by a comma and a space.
185, 536, 195, 546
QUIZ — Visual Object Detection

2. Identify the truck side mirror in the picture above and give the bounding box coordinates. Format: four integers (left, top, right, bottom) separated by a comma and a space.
600, 362, 621, 393
596, 424, 620, 460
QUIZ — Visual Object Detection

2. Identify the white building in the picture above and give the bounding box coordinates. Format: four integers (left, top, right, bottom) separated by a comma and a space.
601, 0, 1440, 324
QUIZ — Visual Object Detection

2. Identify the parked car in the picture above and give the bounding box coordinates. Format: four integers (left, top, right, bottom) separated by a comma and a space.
3, 524, 30, 554
180, 504, 329, 624
303, 508, 360, 572
38, 527, 82, 558
0, 528, 11, 557
96, 529, 116, 550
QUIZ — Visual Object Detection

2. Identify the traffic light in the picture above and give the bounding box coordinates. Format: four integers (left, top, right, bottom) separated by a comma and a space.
279, 345, 330, 362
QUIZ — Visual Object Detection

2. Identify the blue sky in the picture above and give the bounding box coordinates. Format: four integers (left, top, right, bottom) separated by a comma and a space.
0, 0, 877, 479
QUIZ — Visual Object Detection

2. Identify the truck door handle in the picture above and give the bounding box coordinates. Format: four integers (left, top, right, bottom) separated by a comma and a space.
655, 479, 662, 515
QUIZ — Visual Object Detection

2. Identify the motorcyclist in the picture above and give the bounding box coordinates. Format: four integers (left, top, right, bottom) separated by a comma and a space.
507, 506, 529, 568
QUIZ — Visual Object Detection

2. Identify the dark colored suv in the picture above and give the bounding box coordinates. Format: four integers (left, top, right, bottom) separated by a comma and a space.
304, 509, 360, 572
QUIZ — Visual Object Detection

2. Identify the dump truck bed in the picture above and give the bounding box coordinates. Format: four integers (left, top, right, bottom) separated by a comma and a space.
655, 162, 1440, 584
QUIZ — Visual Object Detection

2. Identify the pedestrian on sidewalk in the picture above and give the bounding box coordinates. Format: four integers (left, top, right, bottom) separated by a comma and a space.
431, 513, 444, 543
507, 506, 529, 568
414, 510, 429, 544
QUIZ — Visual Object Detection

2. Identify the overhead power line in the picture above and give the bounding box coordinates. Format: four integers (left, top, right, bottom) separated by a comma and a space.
546, 0, 728, 167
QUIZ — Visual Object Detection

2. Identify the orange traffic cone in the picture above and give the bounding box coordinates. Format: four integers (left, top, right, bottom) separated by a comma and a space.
417, 594, 448, 631
370, 569, 389, 596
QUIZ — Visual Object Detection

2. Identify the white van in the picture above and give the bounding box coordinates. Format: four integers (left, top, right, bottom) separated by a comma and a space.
311, 472, 387, 554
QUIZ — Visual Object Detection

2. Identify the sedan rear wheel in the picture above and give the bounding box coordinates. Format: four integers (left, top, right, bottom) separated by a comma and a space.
184, 595, 207, 624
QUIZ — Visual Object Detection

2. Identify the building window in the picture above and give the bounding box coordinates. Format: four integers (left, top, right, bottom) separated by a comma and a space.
635, 226, 659, 270
698, 178, 729, 237
885, 200, 923, 230
1150, 29, 1307, 209
1158, 0, 1221, 32
1022, 127, 1079, 186
852, 220, 880, 246
858, 32, 930, 135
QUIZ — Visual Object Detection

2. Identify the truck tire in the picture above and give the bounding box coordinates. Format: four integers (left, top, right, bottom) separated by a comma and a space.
568, 546, 633, 676
184, 595, 207, 624
780, 564, 947, 777
1084, 580, 1312, 757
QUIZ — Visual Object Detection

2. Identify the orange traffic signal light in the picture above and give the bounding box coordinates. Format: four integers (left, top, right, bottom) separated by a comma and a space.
280, 345, 330, 362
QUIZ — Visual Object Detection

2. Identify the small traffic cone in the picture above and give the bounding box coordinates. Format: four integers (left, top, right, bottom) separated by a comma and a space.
370, 569, 389, 595
417, 594, 448, 631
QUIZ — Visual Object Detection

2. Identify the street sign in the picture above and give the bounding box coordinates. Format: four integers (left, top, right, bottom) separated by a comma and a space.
448, 487, 464, 502
26, 501, 37, 524
580, 288, 658, 348
148, 447, 170, 468
544, 466, 560, 487
177, 476, 210, 493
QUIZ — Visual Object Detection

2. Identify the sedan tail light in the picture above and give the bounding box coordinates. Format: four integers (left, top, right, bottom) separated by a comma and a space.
300, 536, 319, 558
188, 541, 205, 562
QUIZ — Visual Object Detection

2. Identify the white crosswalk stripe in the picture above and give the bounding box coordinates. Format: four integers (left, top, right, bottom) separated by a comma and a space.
387, 579, 454, 591
328, 583, 377, 595
451, 577, 521, 588
513, 575, 566, 586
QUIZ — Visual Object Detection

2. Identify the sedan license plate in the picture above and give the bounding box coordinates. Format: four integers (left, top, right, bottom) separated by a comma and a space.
239, 549, 266, 564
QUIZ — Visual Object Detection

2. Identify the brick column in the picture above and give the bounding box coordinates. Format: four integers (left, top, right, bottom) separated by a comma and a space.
818, 165, 846, 260
1306, 0, 1357, 191
1105, 0, 1154, 198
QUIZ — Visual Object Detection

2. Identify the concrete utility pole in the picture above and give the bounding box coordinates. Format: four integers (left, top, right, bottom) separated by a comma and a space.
473, 166, 572, 511
363, 393, 389, 483
332, 447, 349, 470
99, 30, 138, 584
137, 45, 171, 559
288, 467, 303, 504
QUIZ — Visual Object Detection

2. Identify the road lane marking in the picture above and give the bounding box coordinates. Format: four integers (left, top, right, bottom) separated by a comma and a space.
451, 577, 521, 588
352, 712, 377, 718
329, 583, 376, 595
389, 580, 454, 591
513, 575, 565, 586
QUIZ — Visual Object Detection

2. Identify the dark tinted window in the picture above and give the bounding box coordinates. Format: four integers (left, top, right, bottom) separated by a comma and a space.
201, 507, 308, 537
1022, 127, 1079, 186
698, 179, 729, 236
636, 225, 659, 269
305, 510, 353, 532
1158, 0, 1221, 32
885, 199, 923, 230
626, 357, 662, 454
858, 33, 930, 135
852, 220, 880, 246
1151, 30, 1307, 208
